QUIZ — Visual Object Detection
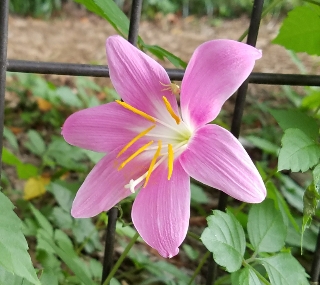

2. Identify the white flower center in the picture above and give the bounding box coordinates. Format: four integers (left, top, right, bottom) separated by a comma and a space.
115, 90, 192, 193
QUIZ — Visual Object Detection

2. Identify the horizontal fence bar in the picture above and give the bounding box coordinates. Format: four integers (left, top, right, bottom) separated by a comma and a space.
7, 59, 320, 86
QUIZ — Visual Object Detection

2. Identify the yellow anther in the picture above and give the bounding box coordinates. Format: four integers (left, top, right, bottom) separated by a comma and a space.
118, 141, 154, 170
160, 82, 180, 95
162, 96, 181, 125
144, 140, 162, 187
117, 125, 156, 158
167, 144, 174, 180
115, 100, 155, 122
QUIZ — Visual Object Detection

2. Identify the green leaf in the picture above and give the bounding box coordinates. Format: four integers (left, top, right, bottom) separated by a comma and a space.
270, 109, 319, 140
50, 207, 73, 229
301, 89, 320, 110
313, 164, 320, 192
40, 268, 59, 285
38, 229, 96, 285
16, 163, 38, 179
190, 183, 208, 204
25, 130, 46, 156
55, 87, 83, 108
29, 203, 54, 236
278, 128, 320, 172
142, 44, 187, 69
266, 181, 300, 233
47, 181, 76, 212
245, 136, 279, 155
3, 127, 19, 151
0, 192, 40, 285
0, 266, 34, 285
2, 147, 21, 166
247, 199, 286, 253
74, 0, 129, 36
201, 210, 246, 272
272, 5, 320, 56
257, 253, 309, 285
239, 267, 262, 285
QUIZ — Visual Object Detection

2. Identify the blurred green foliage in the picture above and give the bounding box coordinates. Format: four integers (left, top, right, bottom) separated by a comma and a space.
10, 0, 303, 19
9, 0, 62, 18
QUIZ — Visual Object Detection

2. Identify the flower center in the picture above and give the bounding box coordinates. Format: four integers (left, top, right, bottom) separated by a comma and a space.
115, 94, 191, 193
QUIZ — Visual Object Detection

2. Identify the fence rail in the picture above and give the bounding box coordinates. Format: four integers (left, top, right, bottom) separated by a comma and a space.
1, 0, 320, 284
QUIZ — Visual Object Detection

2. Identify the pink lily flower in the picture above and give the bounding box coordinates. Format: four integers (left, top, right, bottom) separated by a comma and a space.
62, 35, 266, 258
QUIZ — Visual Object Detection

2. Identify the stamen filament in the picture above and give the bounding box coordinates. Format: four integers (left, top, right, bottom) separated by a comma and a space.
167, 144, 174, 180
115, 100, 155, 122
144, 140, 162, 187
117, 125, 155, 158
118, 141, 154, 170
162, 96, 181, 125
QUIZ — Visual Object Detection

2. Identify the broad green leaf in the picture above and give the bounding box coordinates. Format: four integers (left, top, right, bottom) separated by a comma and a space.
257, 253, 309, 285
17, 163, 38, 180
245, 136, 279, 155
270, 109, 319, 140
278, 128, 320, 172
47, 181, 76, 212
40, 268, 59, 285
72, 218, 102, 253
2, 147, 21, 165
239, 267, 262, 285
55, 87, 83, 108
0, 192, 40, 285
88, 258, 103, 280
248, 199, 286, 253
302, 89, 320, 110
50, 207, 73, 229
142, 44, 187, 69
3, 127, 19, 151
313, 164, 320, 192
25, 130, 46, 156
190, 183, 208, 204
266, 181, 299, 233
29, 203, 54, 236
273, 6, 320, 56
201, 210, 246, 272
38, 229, 96, 285
74, 0, 129, 36
0, 266, 34, 285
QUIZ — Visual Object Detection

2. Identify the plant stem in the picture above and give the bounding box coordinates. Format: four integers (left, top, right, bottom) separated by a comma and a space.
238, 0, 284, 42
243, 262, 271, 285
187, 251, 211, 285
103, 232, 140, 285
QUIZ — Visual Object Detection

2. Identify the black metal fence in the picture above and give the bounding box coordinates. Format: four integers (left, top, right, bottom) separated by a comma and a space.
1, 0, 320, 284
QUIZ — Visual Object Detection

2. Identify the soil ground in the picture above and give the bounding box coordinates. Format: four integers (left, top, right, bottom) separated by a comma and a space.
7, 6, 319, 75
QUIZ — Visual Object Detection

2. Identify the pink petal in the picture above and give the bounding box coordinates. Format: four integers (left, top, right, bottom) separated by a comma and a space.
180, 40, 262, 129
106, 36, 180, 123
62, 102, 153, 153
179, 124, 266, 203
71, 146, 151, 218
132, 160, 190, 258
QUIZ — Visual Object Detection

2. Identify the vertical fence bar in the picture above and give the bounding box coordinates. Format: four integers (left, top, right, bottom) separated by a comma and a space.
101, 208, 119, 283
206, 0, 264, 284
128, 0, 143, 46
101, 1, 143, 284
0, 0, 9, 178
